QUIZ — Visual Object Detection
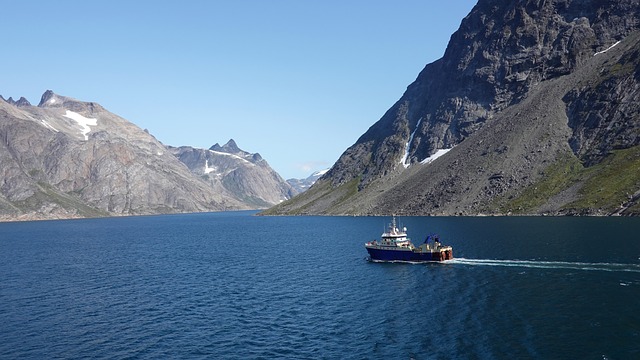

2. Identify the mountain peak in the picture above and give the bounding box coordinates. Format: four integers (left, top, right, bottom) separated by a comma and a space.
222, 139, 240, 152
0, 95, 31, 107
38, 90, 61, 107
210, 139, 241, 153
36, 90, 105, 114
15, 97, 31, 107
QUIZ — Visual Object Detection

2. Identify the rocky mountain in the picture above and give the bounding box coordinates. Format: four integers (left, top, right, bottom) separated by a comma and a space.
169, 140, 295, 208
265, 0, 640, 216
0, 95, 31, 107
286, 169, 329, 194
0, 90, 262, 221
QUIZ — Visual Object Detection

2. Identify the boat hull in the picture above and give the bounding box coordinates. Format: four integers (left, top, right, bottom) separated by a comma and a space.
366, 247, 453, 262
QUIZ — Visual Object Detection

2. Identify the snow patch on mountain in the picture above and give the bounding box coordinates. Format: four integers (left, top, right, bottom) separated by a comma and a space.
594, 41, 621, 56
401, 118, 422, 168
204, 159, 217, 174
40, 119, 59, 132
208, 149, 255, 166
313, 169, 329, 177
420, 148, 453, 165
63, 110, 97, 140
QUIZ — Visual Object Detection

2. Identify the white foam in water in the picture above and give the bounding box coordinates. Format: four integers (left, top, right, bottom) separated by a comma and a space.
451, 258, 640, 273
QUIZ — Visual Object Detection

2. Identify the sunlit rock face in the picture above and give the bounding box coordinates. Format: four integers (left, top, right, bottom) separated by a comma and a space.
0, 90, 249, 220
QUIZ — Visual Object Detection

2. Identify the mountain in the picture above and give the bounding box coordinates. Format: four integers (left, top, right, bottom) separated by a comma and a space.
0, 90, 254, 221
265, 0, 640, 216
169, 140, 295, 208
0, 95, 31, 107
286, 169, 329, 194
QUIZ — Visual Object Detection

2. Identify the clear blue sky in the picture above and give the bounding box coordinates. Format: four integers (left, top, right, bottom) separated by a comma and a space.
2, 0, 477, 179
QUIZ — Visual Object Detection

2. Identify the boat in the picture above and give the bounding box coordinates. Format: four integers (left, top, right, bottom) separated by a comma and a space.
365, 216, 453, 262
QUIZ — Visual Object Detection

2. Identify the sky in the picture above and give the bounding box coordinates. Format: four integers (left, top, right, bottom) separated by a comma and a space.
1, 0, 477, 180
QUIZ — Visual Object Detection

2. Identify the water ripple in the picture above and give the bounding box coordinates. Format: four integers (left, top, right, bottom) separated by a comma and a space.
1, 214, 639, 359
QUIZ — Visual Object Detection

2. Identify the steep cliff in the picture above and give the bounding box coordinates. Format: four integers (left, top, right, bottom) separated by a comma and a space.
265, 0, 640, 216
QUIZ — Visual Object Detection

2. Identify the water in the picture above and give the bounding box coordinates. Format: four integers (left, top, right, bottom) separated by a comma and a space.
1, 212, 639, 359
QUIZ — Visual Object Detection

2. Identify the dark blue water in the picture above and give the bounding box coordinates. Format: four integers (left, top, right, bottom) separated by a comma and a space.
1, 212, 639, 359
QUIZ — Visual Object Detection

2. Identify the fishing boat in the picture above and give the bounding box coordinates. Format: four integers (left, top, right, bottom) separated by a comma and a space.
365, 216, 453, 262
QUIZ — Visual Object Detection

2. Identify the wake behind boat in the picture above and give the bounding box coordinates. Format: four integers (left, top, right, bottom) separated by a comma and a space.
365, 216, 453, 262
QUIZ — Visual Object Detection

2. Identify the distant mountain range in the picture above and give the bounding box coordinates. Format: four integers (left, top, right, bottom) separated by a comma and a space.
169, 140, 296, 208
265, 0, 640, 216
286, 169, 329, 194
0, 90, 305, 221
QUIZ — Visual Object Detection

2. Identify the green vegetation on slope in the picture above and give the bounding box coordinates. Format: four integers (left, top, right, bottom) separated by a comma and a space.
501, 153, 583, 213
566, 145, 640, 213
502, 146, 640, 214
261, 176, 361, 215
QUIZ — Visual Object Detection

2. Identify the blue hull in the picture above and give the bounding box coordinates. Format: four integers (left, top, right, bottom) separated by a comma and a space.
366, 247, 452, 262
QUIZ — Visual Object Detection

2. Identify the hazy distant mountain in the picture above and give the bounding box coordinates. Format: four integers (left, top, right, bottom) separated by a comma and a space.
169, 140, 295, 208
0, 95, 31, 107
265, 0, 640, 216
0, 91, 275, 221
286, 169, 329, 194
